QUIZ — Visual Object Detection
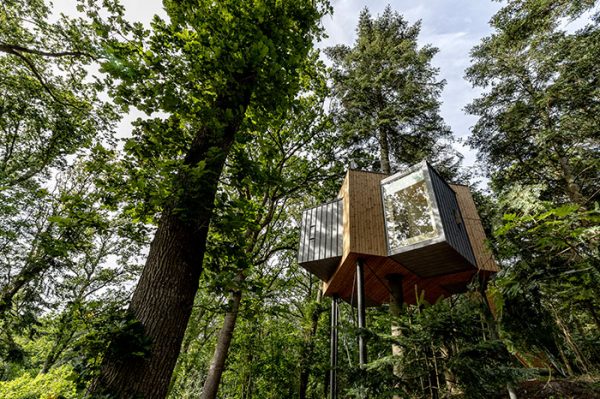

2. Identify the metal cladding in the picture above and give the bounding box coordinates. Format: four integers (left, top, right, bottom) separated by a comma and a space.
381, 161, 477, 278
428, 165, 476, 266
298, 199, 343, 281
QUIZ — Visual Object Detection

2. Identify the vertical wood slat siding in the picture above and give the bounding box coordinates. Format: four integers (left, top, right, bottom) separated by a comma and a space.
339, 173, 351, 260
428, 165, 476, 267
336, 197, 343, 261
347, 170, 388, 257
451, 184, 500, 272
298, 199, 344, 265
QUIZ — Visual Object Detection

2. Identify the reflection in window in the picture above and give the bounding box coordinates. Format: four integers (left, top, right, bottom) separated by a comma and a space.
382, 170, 438, 250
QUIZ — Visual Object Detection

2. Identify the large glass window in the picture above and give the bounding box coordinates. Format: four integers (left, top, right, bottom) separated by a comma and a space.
381, 169, 439, 251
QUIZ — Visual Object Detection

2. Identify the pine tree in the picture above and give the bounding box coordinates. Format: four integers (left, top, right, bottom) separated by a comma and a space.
466, 0, 600, 376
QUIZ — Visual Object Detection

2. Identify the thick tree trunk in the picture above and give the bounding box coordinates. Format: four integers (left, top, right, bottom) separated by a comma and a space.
201, 281, 243, 399
89, 82, 253, 398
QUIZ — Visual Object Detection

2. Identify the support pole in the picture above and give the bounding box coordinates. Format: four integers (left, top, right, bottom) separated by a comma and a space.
356, 258, 367, 366
330, 296, 338, 399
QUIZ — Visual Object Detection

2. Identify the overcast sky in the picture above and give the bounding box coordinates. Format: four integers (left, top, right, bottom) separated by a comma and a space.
56, 0, 504, 178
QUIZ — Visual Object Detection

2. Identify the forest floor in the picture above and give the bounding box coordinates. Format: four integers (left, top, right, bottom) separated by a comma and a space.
509, 376, 600, 399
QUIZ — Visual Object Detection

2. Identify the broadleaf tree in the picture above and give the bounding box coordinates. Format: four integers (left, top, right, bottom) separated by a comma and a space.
0, 0, 120, 314
89, 1, 331, 397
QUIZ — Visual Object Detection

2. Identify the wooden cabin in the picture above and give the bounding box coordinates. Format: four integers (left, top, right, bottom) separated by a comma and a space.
298, 162, 499, 306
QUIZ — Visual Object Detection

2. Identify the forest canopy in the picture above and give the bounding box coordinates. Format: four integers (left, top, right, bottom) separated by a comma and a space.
0, 1, 598, 398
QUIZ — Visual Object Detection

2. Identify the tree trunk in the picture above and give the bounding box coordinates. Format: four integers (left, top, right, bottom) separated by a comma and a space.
387, 274, 403, 399
478, 285, 518, 398
201, 283, 243, 399
89, 81, 254, 398
378, 126, 391, 174
557, 155, 585, 205
550, 302, 590, 373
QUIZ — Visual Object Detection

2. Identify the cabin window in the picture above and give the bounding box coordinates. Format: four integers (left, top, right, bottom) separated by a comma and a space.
309, 225, 316, 240
382, 169, 439, 251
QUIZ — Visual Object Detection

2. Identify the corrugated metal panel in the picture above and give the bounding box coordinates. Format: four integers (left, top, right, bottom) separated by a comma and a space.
298, 199, 343, 281
451, 184, 500, 272
427, 164, 476, 267
299, 210, 308, 263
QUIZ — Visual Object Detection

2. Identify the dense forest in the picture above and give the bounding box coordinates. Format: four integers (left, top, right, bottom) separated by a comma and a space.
0, 0, 598, 398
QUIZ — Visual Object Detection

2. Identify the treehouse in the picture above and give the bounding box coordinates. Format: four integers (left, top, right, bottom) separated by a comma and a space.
298, 161, 499, 306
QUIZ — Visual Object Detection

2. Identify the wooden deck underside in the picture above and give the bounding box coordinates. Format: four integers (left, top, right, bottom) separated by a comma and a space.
323, 252, 493, 306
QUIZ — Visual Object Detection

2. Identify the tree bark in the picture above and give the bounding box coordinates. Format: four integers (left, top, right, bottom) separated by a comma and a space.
557, 155, 585, 205
378, 126, 391, 174
387, 274, 403, 399
201, 282, 243, 399
89, 79, 254, 398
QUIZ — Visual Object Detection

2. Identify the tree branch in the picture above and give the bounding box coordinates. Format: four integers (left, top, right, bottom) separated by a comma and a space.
1, 46, 67, 105
0, 43, 94, 60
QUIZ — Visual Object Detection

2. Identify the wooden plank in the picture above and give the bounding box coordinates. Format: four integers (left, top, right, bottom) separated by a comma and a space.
323, 250, 484, 306
338, 171, 351, 261
347, 170, 388, 257
450, 185, 500, 272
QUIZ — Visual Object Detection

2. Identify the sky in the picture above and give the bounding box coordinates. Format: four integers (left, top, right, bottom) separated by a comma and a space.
56, 0, 504, 178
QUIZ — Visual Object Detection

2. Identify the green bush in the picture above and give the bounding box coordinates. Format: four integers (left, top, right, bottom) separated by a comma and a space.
0, 365, 78, 399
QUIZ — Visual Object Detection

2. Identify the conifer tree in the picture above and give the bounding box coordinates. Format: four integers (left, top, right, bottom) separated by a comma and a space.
326, 6, 459, 176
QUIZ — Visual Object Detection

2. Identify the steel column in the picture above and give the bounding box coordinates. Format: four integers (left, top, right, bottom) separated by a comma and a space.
329, 296, 338, 399
356, 258, 367, 366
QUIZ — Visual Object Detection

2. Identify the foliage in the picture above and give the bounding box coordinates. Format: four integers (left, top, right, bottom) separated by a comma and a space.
467, 0, 600, 381
0, 365, 78, 399
336, 295, 522, 399
466, 0, 600, 204
169, 67, 340, 397
98, 0, 332, 222
0, 2, 148, 394
0, 0, 118, 187
1, 0, 599, 398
